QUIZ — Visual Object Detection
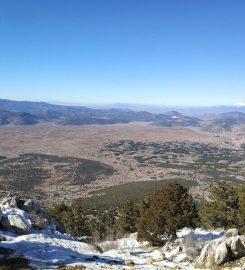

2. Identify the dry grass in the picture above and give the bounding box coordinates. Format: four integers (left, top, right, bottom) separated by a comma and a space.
0, 122, 238, 205
0, 123, 218, 158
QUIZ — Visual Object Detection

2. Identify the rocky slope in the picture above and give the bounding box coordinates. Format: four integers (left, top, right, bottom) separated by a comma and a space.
0, 195, 244, 269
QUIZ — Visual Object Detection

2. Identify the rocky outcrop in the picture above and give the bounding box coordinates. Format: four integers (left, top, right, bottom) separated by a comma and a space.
225, 228, 239, 238
195, 231, 245, 268
0, 194, 64, 235
1, 214, 32, 234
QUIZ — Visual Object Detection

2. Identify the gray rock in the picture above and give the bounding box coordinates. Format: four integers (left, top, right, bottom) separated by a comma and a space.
0, 235, 6, 242
214, 241, 229, 265
230, 236, 245, 259
151, 250, 165, 262
195, 235, 245, 268
225, 228, 239, 238
22, 199, 40, 212
0, 194, 19, 208
2, 214, 31, 234
92, 244, 103, 254
124, 259, 135, 266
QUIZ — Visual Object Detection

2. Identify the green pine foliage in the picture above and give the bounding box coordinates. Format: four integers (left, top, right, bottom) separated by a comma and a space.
137, 181, 198, 245
49, 181, 243, 244
200, 181, 239, 229
236, 184, 245, 233
116, 200, 140, 234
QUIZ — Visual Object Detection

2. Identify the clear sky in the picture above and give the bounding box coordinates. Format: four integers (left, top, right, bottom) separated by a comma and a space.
0, 0, 245, 106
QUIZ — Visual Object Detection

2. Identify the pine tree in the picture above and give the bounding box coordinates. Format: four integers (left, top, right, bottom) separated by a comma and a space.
137, 181, 198, 245
236, 184, 245, 233
201, 181, 239, 229
116, 200, 139, 234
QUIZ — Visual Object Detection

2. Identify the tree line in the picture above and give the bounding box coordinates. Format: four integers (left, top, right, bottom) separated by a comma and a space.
48, 180, 245, 245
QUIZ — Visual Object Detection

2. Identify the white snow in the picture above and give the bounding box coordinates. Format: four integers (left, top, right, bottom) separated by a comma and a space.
177, 227, 225, 240
0, 205, 226, 269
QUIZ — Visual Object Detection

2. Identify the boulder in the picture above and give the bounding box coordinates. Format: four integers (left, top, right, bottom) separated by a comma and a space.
2, 214, 31, 234
1, 194, 64, 233
0, 235, 6, 242
214, 241, 229, 265
93, 245, 103, 254
195, 235, 245, 268
0, 194, 19, 208
230, 236, 245, 259
124, 259, 135, 266
225, 228, 239, 238
166, 245, 182, 259
151, 250, 165, 262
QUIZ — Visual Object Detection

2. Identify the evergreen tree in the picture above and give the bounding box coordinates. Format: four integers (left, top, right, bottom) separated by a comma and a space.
201, 181, 239, 229
236, 184, 245, 233
137, 181, 198, 245
116, 200, 140, 234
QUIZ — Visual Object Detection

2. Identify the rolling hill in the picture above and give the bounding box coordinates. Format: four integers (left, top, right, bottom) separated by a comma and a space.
0, 99, 201, 127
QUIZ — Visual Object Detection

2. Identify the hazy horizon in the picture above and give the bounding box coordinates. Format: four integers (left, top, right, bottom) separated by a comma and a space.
1, 1, 245, 106
1, 97, 245, 109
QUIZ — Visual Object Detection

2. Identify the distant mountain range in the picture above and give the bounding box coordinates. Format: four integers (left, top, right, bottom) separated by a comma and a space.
201, 112, 245, 132
89, 103, 245, 115
1, 99, 245, 131
0, 99, 201, 127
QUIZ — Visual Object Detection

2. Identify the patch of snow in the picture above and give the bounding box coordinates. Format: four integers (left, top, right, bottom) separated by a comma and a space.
0, 204, 228, 270
177, 227, 225, 240
99, 232, 148, 251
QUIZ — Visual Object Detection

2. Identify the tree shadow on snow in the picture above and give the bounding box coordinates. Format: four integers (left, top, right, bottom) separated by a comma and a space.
0, 240, 124, 268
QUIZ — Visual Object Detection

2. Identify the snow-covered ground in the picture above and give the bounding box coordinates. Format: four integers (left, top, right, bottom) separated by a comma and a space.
0, 226, 225, 269
0, 199, 240, 270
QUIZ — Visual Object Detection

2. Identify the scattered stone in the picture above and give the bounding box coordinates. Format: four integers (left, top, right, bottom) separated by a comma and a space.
93, 244, 103, 253
146, 257, 154, 265
225, 228, 239, 238
175, 253, 188, 263
151, 250, 165, 262
166, 245, 182, 259
57, 265, 86, 270
77, 236, 92, 244
124, 259, 135, 266
0, 194, 19, 208
0, 236, 6, 242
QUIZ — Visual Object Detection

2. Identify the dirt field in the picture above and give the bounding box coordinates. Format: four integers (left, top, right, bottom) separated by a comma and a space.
1, 122, 240, 204
0, 122, 218, 158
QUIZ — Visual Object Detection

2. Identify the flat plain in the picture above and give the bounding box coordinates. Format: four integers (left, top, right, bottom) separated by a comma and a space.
0, 122, 244, 206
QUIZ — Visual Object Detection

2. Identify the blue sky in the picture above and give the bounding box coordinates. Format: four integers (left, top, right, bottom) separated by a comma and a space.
0, 0, 245, 106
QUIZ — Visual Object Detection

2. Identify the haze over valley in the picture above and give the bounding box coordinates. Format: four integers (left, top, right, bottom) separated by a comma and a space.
1, 99, 245, 206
